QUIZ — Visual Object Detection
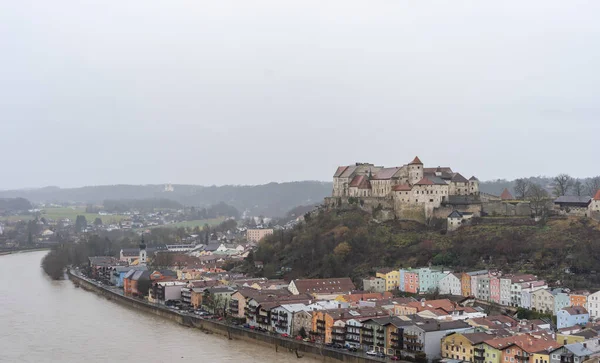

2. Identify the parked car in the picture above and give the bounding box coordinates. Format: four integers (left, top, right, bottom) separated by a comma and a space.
391, 356, 401, 361
377, 352, 386, 358
281, 333, 289, 338
295, 336, 303, 340
243, 324, 250, 329
347, 347, 358, 352
366, 350, 378, 356
333, 343, 344, 349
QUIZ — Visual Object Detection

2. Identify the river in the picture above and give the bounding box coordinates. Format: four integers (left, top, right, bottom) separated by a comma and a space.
0, 251, 318, 363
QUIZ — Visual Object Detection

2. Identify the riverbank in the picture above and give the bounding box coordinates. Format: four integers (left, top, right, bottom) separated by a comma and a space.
68, 269, 385, 363
0, 247, 51, 256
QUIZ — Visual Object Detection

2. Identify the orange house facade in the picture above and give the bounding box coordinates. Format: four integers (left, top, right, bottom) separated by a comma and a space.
461, 273, 472, 297
311, 311, 335, 343
569, 292, 589, 308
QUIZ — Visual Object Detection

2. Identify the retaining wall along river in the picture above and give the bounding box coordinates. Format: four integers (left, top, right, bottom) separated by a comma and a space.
68, 270, 384, 363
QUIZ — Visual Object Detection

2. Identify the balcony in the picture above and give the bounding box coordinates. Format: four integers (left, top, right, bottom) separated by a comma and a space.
363, 337, 374, 343
361, 326, 374, 331
405, 341, 423, 348
515, 355, 530, 361
377, 336, 385, 341
333, 337, 345, 344
363, 331, 374, 337
474, 348, 485, 354
475, 356, 485, 362
404, 333, 418, 340
230, 300, 239, 307
346, 336, 360, 343
332, 330, 345, 336
377, 343, 385, 348
391, 330, 401, 336
377, 328, 385, 333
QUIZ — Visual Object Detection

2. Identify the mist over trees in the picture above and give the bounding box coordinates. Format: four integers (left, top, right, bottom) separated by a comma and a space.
483, 175, 600, 198
0, 198, 32, 211
0, 182, 331, 217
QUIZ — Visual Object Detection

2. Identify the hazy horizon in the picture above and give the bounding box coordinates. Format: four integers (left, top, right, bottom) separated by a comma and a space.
2, 1, 599, 190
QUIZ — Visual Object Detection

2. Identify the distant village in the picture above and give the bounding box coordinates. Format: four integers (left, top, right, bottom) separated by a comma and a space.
0, 202, 302, 250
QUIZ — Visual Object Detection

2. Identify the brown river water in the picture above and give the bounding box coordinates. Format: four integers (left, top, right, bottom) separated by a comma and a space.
0, 251, 318, 363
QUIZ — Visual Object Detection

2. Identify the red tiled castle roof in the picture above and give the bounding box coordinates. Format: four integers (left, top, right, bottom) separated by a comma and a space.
500, 188, 514, 200
409, 156, 423, 165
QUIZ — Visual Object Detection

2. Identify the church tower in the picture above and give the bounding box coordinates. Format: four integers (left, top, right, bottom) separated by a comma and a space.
408, 156, 424, 185
139, 235, 147, 266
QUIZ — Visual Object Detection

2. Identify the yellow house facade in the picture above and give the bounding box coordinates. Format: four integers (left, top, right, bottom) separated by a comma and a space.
556, 333, 586, 345
532, 352, 551, 363
442, 332, 493, 362
475, 341, 503, 363
376, 269, 400, 291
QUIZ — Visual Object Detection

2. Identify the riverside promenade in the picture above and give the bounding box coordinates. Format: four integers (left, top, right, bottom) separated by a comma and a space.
68, 269, 389, 363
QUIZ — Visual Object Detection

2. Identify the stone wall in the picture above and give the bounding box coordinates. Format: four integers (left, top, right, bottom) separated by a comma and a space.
68, 271, 381, 363
482, 201, 531, 216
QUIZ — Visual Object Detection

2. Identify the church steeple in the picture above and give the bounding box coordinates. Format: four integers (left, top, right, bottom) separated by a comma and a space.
139, 234, 147, 265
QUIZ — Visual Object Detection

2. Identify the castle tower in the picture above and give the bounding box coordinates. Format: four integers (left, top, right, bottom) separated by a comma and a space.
408, 156, 424, 185
469, 176, 480, 195
139, 235, 147, 266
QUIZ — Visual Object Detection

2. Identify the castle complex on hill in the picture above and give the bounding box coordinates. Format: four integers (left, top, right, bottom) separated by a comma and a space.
327, 157, 483, 221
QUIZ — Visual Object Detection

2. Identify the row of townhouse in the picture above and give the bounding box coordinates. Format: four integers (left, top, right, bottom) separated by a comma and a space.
442, 332, 560, 363
367, 267, 600, 321
442, 330, 600, 363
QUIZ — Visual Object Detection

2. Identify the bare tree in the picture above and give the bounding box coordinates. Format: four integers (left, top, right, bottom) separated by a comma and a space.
513, 179, 531, 200
528, 183, 549, 218
573, 180, 584, 196
553, 174, 573, 197
586, 176, 600, 196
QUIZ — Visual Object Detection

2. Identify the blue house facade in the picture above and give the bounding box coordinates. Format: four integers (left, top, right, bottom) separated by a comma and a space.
557, 306, 589, 329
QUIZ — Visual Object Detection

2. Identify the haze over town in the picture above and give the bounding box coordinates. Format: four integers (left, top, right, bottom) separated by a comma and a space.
2, 0, 599, 189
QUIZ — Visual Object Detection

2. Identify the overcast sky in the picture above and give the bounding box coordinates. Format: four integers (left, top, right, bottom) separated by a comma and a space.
1, 1, 599, 189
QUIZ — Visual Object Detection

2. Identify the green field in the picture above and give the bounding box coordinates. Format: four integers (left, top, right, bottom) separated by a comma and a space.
42, 207, 129, 224
0, 207, 127, 225
145, 218, 225, 230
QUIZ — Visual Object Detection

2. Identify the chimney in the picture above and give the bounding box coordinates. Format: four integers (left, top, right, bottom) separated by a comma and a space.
583, 343, 587, 348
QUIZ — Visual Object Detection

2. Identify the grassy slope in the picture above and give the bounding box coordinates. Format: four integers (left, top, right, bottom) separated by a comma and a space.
253, 208, 600, 289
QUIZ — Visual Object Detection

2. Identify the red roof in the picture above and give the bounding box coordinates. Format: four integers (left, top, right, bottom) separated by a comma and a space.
348, 175, 371, 189
500, 188, 514, 200
415, 177, 435, 185
372, 167, 400, 180
334, 166, 348, 177
594, 189, 600, 201
409, 156, 423, 165
393, 184, 412, 191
